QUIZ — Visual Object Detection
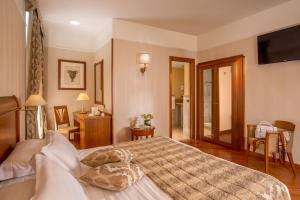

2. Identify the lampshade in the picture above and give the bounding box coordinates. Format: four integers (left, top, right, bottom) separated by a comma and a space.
138, 53, 151, 64
25, 95, 47, 106
77, 93, 90, 101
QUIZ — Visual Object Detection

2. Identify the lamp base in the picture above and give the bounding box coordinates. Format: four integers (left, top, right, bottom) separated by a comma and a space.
80, 103, 87, 114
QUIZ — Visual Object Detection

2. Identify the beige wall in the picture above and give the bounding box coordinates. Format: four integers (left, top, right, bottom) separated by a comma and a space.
0, 0, 26, 139
113, 39, 196, 143
93, 40, 112, 113
198, 37, 300, 163
171, 68, 184, 99
46, 47, 94, 129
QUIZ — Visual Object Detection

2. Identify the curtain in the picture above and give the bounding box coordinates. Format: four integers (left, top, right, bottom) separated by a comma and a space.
26, 0, 46, 139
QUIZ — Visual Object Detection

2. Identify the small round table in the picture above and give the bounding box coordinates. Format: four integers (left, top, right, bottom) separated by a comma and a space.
130, 126, 155, 141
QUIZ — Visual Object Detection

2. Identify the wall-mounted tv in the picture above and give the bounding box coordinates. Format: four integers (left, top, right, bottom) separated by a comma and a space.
258, 25, 300, 65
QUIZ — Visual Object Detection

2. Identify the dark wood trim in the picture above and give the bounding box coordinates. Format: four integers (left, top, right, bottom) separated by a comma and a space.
198, 55, 244, 67
219, 129, 232, 135
111, 38, 114, 144
94, 60, 104, 105
58, 59, 86, 90
0, 95, 20, 163
169, 56, 195, 140
196, 55, 245, 150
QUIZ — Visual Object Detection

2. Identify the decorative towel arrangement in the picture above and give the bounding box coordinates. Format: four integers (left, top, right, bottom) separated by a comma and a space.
255, 121, 291, 162
255, 121, 278, 138
80, 148, 143, 191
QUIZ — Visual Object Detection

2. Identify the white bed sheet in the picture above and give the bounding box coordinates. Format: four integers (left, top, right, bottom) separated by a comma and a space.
0, 146, 171, 200
0, 175, 36, 200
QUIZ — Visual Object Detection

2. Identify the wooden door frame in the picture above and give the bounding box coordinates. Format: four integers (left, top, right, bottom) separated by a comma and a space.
196, 55, 245, 150
169, 56, 195, 140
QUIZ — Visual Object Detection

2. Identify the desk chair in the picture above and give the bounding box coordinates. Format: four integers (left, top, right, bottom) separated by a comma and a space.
54, 105, 79, 140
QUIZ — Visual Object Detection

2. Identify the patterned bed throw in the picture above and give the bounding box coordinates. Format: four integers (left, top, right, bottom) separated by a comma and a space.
115, 137, 290, 200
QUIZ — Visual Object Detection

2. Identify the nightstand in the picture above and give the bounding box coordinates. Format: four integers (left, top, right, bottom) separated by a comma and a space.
130, 126, 155, 141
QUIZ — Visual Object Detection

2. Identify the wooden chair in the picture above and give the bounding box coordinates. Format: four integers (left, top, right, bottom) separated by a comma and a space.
270, 120, 296, 175
54, 105, 79, 140
246, 124, 269, 161
246, 120, 296, 175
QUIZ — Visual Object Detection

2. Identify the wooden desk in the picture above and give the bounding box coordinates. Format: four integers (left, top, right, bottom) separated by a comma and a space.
130, 127, 155, 141
74, 112, 112, 149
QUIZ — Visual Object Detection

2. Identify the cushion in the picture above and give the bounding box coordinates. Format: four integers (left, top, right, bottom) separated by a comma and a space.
31, 154, 88, 200
41, 131, 81, 176
80, 148, 133, 168
0, 139, 46, 181
80, 162, 144, 191
57, 126, 79, 134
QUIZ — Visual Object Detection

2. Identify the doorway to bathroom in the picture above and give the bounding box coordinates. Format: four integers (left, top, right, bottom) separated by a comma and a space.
169, 56, 195, 141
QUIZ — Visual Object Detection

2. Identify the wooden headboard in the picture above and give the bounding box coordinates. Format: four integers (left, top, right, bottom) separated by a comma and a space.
0, 96, 20, 163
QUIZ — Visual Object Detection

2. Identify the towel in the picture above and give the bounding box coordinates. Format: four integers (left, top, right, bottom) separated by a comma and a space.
255, 121, 278, 138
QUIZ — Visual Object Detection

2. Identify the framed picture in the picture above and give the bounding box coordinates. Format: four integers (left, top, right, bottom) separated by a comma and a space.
58, 59, 86, 90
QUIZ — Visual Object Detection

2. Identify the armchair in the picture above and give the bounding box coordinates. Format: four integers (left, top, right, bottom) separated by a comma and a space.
246, 120, 296, 175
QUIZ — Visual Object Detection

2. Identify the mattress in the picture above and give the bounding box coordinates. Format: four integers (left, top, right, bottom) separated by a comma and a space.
0, 145, 171, 200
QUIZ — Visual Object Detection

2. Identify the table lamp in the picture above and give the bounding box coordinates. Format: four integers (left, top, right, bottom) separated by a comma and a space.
24, 94, 47, 139
77, 93, 90, 113
25, 94, 47, 107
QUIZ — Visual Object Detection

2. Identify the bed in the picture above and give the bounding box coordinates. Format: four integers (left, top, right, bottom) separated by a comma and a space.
0, 96, 291, 200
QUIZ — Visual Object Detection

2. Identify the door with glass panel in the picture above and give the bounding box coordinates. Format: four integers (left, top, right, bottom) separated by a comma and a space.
198, 56, 244, 150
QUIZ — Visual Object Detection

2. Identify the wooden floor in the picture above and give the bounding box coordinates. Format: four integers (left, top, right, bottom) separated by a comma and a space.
180, 139, 300, 199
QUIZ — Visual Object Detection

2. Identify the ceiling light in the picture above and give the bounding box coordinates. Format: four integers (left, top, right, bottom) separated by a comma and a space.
69, 20, 80, 26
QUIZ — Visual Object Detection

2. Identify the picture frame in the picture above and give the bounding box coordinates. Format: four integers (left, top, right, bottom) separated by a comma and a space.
58, 59, 86, 90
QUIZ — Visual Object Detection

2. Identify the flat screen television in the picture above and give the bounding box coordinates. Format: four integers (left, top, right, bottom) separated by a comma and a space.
258, 25, 300, 64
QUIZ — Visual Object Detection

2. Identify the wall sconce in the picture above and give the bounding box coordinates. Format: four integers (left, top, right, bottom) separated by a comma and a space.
138, 53, 151, 75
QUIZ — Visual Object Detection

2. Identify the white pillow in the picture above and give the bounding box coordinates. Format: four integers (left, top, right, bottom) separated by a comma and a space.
41, 131, 81, 176
0, 139, 46, 181
31, 154, 88, 200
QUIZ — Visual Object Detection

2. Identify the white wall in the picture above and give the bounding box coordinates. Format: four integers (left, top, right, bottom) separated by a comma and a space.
46, 47, 94, 130
0, 0, 26, 140
113, 39, 196, 143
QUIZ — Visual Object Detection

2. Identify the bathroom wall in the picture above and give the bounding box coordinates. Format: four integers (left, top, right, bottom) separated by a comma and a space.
171, 67, 184, 99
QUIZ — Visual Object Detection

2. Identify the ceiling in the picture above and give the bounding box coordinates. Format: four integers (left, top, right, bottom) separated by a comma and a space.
39, 0, 290, 36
